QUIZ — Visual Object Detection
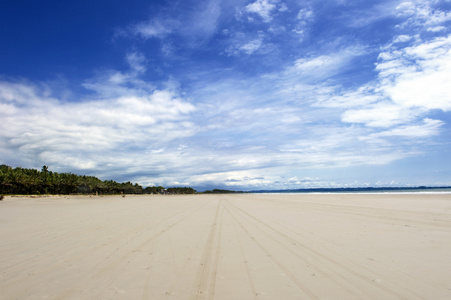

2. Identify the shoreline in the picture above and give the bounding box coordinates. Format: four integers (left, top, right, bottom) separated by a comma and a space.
256, 191, 451, 195
3, 188, 451, 198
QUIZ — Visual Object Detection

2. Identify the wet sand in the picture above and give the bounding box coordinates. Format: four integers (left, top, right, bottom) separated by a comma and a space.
1, 193, 451, 299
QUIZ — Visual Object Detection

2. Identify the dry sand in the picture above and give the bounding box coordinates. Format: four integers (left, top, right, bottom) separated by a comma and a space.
1, 193, 451, 299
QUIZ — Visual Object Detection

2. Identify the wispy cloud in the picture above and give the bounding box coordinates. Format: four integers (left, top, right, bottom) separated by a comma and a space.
122, 0, 223, 49
365, 118, 444, 139
395, 0, 451, 29
183, 0, 222, 41
224, 32, 265, 56
244, 0, 278, 22
344, 1, 401, 28
126, 51, 147, 74
132, 18, 177, 39
341, 103, 415, 128
238, 38, 263, 54
291, 48, 366, 81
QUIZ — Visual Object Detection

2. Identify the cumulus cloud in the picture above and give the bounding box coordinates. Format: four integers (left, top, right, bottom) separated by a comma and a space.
381, 35, 451, 111
321, 2, 451, 135
0, 71, 197, 174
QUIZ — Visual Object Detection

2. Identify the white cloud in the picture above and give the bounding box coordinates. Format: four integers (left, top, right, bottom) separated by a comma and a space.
278, 2, 288, 12
427, 25, 447, 32
380, 35, 451, 111
395, 1, 417, 18
291, 7, 314, 40
224, 32, 266, 56
279, 45, 367, 82
297, 8, 313, 21
245, 0, 278, 22
346, 1, 401, 28
314, 87, 381, 109
396, 0, 451, 30
82, 53, 154, 99
294, 55, 342, 72
0, 77, 197, 172
327, 11, 451, 130
188, 72, 427, 177
239, 38, 263, 54
126, 52, 147, 74
123, 0, 222, 49
183, 0, 222, 41
341, 102, 417, 127
366, 118, 443, 138
132, 18, 176, 39
393, 34, 413, 43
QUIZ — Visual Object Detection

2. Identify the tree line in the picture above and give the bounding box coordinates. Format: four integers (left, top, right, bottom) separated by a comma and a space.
0, 165, 196, 195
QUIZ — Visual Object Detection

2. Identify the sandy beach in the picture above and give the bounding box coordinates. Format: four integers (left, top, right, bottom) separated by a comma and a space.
1, 193, 450, 299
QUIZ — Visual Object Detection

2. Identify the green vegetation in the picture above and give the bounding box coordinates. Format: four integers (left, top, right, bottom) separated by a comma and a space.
166, 187, 196, 195
0, 164, 196, 195
144, 186, 166, 194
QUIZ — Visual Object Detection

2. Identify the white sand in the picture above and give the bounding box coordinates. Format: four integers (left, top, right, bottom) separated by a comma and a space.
1, 193, 451, 299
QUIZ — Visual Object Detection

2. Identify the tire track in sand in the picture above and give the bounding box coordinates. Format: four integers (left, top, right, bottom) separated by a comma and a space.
190, 199, 224, 300
48, 199, 213, 300
226, 197, 419, 300
1, 199, 186, 290
226, 202, 258, 299
222, 199, 319, 299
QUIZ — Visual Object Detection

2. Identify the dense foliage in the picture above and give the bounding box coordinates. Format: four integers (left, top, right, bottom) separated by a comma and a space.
166, 187, 196, 195
0, 165, 196, 195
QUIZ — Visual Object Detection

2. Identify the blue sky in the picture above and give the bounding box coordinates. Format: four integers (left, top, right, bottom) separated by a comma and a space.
1, 0, 451, 190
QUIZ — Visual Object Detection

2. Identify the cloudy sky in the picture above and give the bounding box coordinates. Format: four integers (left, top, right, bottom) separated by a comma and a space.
1, 0, 451, 190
